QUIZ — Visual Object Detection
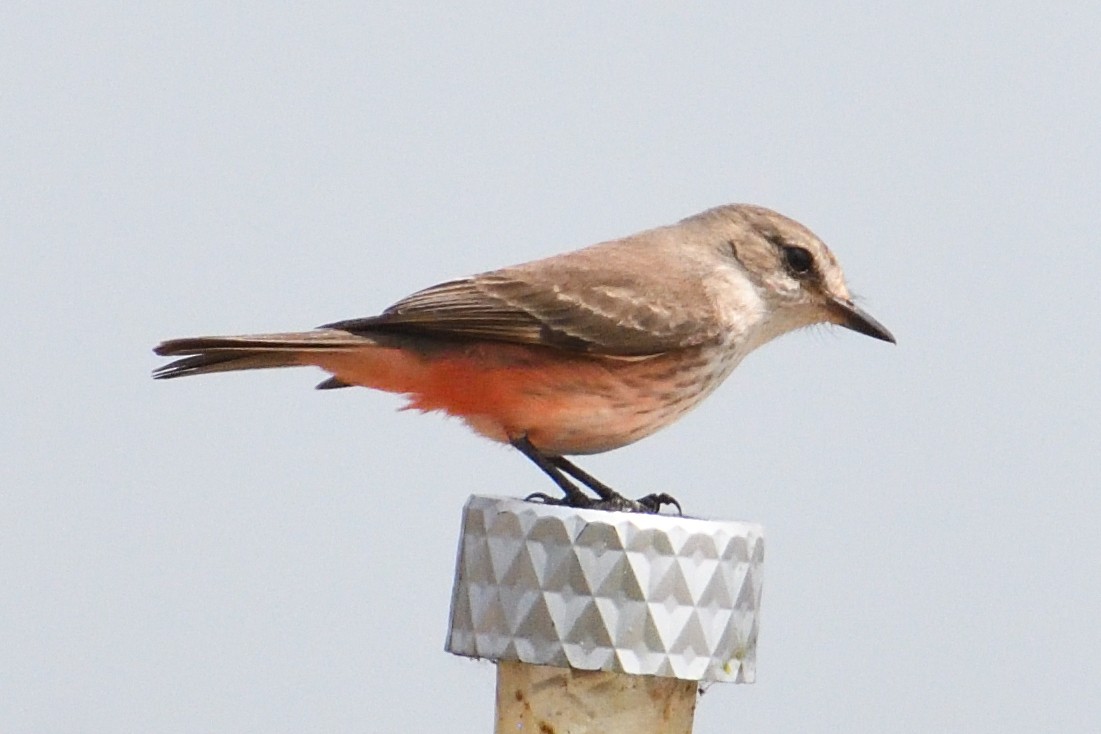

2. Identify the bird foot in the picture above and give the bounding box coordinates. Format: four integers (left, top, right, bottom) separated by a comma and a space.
634, 492, 683, 515
524, 491, 681, 515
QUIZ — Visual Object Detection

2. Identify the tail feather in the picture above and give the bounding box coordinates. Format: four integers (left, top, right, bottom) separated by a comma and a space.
152, 329, 374, 380
314, 376, 353, 390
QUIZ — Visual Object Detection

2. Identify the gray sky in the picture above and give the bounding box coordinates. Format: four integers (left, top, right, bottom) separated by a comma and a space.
3, 3, 1099, 732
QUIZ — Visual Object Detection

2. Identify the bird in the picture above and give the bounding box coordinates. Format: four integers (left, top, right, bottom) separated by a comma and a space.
153, 203, 895, 512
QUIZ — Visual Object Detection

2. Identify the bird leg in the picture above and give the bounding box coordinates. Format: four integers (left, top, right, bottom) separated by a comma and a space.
553, 455, 683, 514
547, 456, 618, 501
510, 436, 594, 508
511, 436, 681, 514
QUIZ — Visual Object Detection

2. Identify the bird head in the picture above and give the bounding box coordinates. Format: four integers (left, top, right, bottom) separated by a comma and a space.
707, 204, 896, 344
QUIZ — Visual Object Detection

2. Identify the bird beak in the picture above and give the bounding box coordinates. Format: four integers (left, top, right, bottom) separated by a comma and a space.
828, 296, 896, 344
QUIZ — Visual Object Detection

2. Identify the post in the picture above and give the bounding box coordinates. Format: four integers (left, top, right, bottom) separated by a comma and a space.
447, 495, 765, 733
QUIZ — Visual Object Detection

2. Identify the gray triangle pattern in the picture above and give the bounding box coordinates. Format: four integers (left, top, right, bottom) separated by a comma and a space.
447, 496, 765, 683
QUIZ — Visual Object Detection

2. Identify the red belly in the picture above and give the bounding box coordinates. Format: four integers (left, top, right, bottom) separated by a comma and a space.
308, 341, 718, 455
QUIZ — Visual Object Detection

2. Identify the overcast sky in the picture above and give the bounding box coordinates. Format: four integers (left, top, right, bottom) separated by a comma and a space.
3, 3, 1099, 733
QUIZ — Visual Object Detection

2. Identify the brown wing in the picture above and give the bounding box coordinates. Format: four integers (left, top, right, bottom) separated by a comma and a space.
324, 250, 721, 356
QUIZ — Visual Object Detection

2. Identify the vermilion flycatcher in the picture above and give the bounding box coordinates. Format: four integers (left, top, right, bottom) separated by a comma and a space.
154, 204, 894, 511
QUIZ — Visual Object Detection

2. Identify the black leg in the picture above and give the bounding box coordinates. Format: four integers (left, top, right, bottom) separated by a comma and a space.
550, 456, 681, 514
510, 436, 593, 508
511, 438, 682, 514
548, 456, 618, 501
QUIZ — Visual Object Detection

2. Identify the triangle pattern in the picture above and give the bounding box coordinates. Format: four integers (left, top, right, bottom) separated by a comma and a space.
446, 497, 765, 683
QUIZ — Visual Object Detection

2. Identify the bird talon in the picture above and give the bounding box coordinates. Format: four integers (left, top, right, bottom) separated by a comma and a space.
636, 493, 683, 515
524, 492, 559, 505
525, 489, 682, 515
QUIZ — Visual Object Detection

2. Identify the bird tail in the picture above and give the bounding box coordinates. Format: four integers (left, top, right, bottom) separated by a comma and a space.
152, 329, 375, 382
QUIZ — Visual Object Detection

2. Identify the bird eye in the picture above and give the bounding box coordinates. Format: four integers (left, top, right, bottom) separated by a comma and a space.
782, 245, 814, 275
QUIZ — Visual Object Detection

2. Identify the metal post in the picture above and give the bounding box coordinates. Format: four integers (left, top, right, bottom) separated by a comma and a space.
447, 495, 765, 733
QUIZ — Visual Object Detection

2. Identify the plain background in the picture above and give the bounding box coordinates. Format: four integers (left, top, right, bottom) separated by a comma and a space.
3, 3, 1099, 732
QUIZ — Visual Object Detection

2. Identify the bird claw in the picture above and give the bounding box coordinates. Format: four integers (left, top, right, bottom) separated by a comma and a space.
634, 492, 683, 515
524, 492, 560, 505
524, 490, 682, 515
524, 491, 593, 508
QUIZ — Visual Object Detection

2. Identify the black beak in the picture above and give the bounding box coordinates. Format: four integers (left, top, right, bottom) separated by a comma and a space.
829, 297, 896, 344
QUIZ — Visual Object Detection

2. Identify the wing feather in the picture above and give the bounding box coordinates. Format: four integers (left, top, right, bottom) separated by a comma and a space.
325, 247, 721, 356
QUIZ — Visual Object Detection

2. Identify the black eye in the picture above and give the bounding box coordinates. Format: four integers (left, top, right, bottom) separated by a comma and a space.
782, 245, 814, 275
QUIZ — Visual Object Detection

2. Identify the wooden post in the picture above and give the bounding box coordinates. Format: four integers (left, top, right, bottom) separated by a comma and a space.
495, 660, 696, 734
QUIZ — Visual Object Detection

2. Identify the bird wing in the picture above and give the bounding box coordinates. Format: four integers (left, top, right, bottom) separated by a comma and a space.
324, 251, 721, 356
